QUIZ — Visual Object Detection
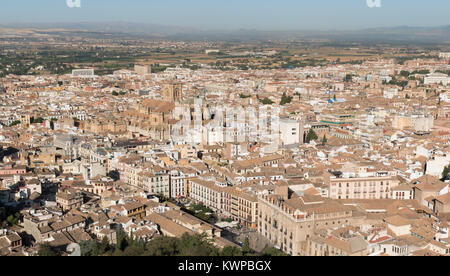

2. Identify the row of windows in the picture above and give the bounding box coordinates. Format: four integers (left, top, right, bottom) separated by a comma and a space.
333, 181, 389, 188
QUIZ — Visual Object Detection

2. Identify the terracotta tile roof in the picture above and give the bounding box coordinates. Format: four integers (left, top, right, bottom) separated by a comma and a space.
384, 215, 411, 227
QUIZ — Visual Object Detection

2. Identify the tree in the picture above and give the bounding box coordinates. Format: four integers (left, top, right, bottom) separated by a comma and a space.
121, 245, 145, 256
344, 74, 353, 82
31, 117, 45, 124
261, 98, 274, 105
400, 70, 410, 77
38, 243, 57, 256
262, 247, 288, 256
0, 206, 5, 221
221, 246, 243, 256
177, 233, 217, 256
305, 129, 319, 143
6, 212, 20, 226
280, 93, 293, 106
8, 120, 21, 127
107, 170, 120, 181
80, 240, 99, 256
116, 229, 128, 252
321, 135, 328, 146
99, 236, 111, 255
442, 165, 450, 181
241, 236, 252, 255
92, 241, 100, 256
144, 236, 179, 256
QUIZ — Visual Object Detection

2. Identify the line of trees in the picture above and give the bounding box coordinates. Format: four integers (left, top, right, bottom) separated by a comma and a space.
38, 232, 287, 257
8, 121, 21, 127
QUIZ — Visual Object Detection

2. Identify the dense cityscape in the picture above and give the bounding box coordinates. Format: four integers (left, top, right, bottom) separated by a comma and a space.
0, 2, 450, 260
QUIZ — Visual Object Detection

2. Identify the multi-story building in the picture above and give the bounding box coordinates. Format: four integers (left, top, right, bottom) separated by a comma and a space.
169, 167, 197, 199
123, 202, 146, 219
257, 183, 359, 256
56, 189, 84, 211
134, 64, 152, 76
412, 175, 448, 210
392, 113, 434, 132
439, 52, 450, 59
226, 186, 258, 228
304, 229, 368, 256
189, 178, 226, 214
137, 171, 170, 197
325, 163, 400, 200
424, 73, 450, 85
279, 118, 303, 146
23, 210, 86, 243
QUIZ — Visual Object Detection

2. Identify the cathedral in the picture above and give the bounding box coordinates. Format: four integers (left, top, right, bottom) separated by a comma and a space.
162, 82, 183, 103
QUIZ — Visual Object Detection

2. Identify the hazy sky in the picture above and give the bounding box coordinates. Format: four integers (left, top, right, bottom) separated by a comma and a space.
1, 0, 449, 30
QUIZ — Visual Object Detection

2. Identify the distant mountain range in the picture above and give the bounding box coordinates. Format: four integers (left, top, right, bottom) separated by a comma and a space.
0, 22, 449, 43
0, 22, 198, 37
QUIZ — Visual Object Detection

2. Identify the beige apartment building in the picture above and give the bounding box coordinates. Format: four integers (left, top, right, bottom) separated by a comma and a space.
226, 186, 259, 229
55, 189, 84, 211
392, 113, 434, 132
325, 167, 400, 200
412, 175, 448, 209
304, 230, 368, 256
434, 193, 450, 215
257, 184, 359, 256
81, 119, 127, 135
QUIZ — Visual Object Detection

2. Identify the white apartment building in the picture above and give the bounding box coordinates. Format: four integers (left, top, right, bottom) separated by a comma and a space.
189, 178, 226, 213
439, 52, 450, 59
169, 168, 197, 199
383, 88, 399, 99
426, 153, 450, 178
424, 73, 450, 86
279, 118, 302, 146
440, 92, 450, 103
